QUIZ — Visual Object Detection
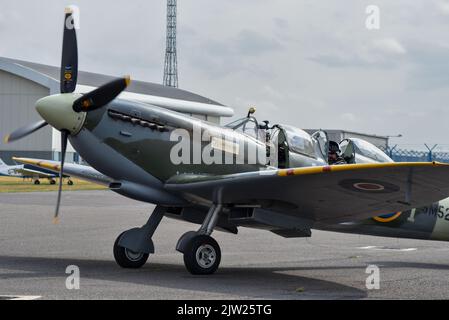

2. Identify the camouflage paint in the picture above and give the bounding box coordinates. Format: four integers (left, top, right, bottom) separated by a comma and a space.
317, 198, 449, 241
80, 99, 268, 181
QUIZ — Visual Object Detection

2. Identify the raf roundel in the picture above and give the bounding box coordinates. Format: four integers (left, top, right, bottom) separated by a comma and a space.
353, 182, 385, 191
373, 212, 402, 223
339, 179, 400, 194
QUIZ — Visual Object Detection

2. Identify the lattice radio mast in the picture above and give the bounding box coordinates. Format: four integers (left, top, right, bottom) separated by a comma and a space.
163, 0, 178, 88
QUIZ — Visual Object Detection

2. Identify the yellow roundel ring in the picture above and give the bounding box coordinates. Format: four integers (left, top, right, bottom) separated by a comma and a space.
373, 212, 402, 223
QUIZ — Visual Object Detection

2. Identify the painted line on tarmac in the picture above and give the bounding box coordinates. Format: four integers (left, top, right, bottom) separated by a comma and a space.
357, 246, 417, 252
0, 295, 41, 300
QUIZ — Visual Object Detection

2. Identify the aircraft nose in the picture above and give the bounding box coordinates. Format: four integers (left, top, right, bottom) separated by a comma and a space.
35, 94, 86, 134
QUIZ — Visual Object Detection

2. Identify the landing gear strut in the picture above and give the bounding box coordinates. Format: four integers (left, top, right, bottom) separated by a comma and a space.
113, 206, 165, 269
113, 205, 224, 275
177, 205, 223, 275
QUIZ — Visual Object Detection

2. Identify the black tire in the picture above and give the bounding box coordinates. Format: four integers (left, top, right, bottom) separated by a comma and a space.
50, 179, 56, 185
113, 232, 149, 269
183, 235, 221, 275
34, 180, 40, 185
67, 180, 74, 186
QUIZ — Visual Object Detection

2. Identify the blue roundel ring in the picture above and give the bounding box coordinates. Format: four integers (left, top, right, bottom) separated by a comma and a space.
373, 212, 402, 223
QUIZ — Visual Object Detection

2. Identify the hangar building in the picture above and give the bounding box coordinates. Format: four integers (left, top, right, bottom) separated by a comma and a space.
0, 57, 234, 165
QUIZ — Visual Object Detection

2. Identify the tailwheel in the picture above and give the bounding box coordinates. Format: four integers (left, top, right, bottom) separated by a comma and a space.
183, 235, 221, 275
113, 232, 149, 268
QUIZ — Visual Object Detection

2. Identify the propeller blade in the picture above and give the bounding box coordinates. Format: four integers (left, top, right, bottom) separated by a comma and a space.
72, 76, 131, 112
60, 7, 78, 94
4, 120, 48, 144
53, 130, 69, 224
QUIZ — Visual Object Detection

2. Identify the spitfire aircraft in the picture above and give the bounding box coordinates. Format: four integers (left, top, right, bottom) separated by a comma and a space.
5, 8, 449, 275
0, 158, 73, 185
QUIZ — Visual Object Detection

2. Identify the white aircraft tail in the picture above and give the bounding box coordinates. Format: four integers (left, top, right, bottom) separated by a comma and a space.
0, 158, 6, 167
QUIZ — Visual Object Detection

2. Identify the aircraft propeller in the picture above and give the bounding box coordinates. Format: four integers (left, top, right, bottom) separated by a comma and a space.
4, 120, 48, 144
3, 7, 130, 223
72, 77, 130, 113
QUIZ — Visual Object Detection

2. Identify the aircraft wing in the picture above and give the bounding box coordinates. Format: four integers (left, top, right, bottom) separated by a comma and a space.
16, 167, 56, 178
13, 157, 112, 186
165, 162, 449, 223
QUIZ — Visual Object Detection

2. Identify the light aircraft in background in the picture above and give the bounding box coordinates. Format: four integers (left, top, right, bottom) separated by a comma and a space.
0, 158, 73, 185
5, 8, 449, 275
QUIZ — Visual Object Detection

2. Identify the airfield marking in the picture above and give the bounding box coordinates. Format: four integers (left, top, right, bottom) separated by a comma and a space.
0, 295, 41, 300
357, 246, 417, 252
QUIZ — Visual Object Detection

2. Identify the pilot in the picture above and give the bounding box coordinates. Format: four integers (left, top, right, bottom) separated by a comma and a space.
328, 141, 346, 165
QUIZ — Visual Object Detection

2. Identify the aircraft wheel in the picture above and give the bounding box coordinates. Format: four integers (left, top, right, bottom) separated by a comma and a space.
113, 232, 149, 268
50, 179, 56, 185
67, 180, 74, 186
183, 235, 221, 275
34, 180, 40, 185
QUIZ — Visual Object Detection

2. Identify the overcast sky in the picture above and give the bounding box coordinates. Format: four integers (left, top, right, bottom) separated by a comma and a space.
1, 0, 449, 148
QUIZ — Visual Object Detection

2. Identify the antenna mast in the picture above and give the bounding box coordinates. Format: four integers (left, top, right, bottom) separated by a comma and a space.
163, 0, 178, 88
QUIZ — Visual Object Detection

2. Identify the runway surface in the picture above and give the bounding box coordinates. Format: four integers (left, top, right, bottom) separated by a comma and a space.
1, 190, 449, 300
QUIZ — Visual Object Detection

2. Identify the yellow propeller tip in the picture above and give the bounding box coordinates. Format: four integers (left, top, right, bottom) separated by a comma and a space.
53, 217, 60, 225
125, 75, 131, 86
3, 135, 10, 144
65, 7, 74, 14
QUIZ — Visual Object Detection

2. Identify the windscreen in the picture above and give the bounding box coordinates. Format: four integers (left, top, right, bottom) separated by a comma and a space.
351, 138, 393, 163
225, 118, 259, 139
282, 125, 316, 158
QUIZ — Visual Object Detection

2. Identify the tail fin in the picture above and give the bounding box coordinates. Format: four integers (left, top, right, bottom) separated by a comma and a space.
0, 158, 6, 167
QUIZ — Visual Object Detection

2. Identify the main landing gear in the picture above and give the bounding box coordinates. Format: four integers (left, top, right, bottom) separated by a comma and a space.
113, 231, 150, 268
113, 206, 164, 268
113, 204, 224, 275
181, 234, 221, 275
34, 178, 73, 185
176, 204, 223, 275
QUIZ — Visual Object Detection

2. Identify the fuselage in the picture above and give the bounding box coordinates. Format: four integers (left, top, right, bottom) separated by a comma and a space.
68, 99, 266, 202
44, 95, 449, 243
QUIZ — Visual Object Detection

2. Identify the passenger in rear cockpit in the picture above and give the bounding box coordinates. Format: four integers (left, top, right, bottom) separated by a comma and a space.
328, 141, 346, 165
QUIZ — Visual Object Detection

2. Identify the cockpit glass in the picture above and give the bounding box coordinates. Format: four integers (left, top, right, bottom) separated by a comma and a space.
351, 138, 393, 162
311, 130, 329, 160
339, 139, 349, 151
225, 118, 247, 129
282, 125, 315, 158
225, 118, 258, 139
